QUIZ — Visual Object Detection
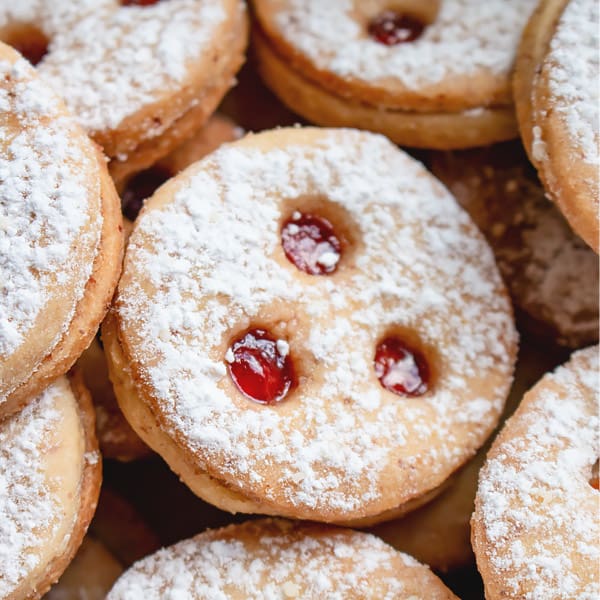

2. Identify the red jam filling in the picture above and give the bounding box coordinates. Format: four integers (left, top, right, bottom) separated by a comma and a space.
281, 212, 341, 275
121, 165, 172, 221
374, 337, 429, 396
121, 0, 161, 6
227, 329, 295, 404
12, 37, 48, 66
368, 11, 425, 45
591, 460, 599, 490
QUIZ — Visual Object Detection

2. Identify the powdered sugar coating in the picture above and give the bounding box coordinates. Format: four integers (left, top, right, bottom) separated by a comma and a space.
0, 379, 71, 597
0, 0, 228, 136
107, 519, 456, 599
0, 55, 100, 370
545, 0, 599, 167
474, 346, 600, 599
117, 129, 516, 518
265, 0, 537, 88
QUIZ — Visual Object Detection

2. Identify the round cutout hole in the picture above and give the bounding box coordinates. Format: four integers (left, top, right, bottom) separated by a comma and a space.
590, 459, 599, 490
1, 24, 49, 65
374, 336, 429, 396
121, 0, 162, 6
368, 10, 426, 45
226, 329, 295, 405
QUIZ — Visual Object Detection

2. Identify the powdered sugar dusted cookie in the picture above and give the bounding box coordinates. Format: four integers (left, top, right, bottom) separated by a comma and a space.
429, 142, 599, 348
514, 0, 599, 251
253, 0, 537, 148
472, 345, 599, 599
107, 519, 458, 599
0, 0, 248, 186
103, 127, 517, 524
0, 374, 101, 599
0, 42, 122, 419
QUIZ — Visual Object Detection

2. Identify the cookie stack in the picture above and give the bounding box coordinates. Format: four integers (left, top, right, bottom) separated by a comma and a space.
0, 0, 597, 598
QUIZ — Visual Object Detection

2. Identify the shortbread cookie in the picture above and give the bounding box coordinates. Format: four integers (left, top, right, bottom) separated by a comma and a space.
253, 0, 537, 148
45, 537, 123, 600
472, 345, 599, 599
107, 519, 458, 599
103, 127, 517, 524
0, 0, 248, 186
430, 142, 599, 348
0, 374, 101, 600
0, 42, 122, 419
514, 0, 599, 251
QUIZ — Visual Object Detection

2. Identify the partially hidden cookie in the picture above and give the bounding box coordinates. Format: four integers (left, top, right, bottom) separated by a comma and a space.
107, 519, 458, 599
253, 0, 537, 149
429, 141, 599, 348
103, 127, 517, 524
472, 345, 599, 599
514, 0, 599, 251
0, 0, 248, 186
0, 374, 101, 600
0, 42, 122, 419
44, 537, 123, 600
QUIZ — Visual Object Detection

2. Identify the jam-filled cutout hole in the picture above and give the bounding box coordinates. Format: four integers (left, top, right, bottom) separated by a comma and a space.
121, 0, 163, 6
121, 165, 173, 221
590, 459, 599, 490
374, 333, 431, 397
1, 24, 49, 66
280, 196, 360, 276
226, 328, 296, 405
368, 11, 426, 45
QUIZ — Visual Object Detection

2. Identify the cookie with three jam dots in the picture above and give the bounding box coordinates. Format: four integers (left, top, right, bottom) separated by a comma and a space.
0, 43, 122, 420
252, 0, 539, 149
514, 0, 599, 252
472, 345, 600, 600
119, 113, 243, 224
45, 537, 123, 600
106, 519, 458, 599
0, 0, 248, 188
429, 141, 599, 349
371, 339, 561, 573
0, 373, 102, 600
102, 127, 517, 524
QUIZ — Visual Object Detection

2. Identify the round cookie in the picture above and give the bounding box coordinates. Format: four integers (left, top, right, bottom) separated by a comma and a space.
0, 0, 248, 186
0, 374, 101, 600
472, 345, 599, 599
0, 42, 122, 419
107, 519, 458, 599
514, 0, 599, 251
45, 537, 123, 600
252, 0, 538, 149
429, 141, 599, 348
103, 127, 517, 524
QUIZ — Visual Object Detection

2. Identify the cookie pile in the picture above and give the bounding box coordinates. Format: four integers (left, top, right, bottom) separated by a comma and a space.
0, 1, 597, 598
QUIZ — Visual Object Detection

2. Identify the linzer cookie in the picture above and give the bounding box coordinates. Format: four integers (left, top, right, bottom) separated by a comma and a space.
0, 42, 122, 419
253, 0, 537, 148
107, 519, 458, 599
0, 374, 101, 599
0, 0, 248, 186
514, 0, 599, 251
429, 142, 599, 348
103, 127, 517, 524
472, 345, 599, 599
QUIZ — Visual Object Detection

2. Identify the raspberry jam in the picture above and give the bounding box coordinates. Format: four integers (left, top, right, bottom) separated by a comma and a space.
121, 0, 161, 6
11, 37, 48, 66
281, 212, 341, 275
226, 329, 295, 404
374, 337, 429, 396
121, 166, 172, 221
368, 11, 425, 45
591, 459, 599, 490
